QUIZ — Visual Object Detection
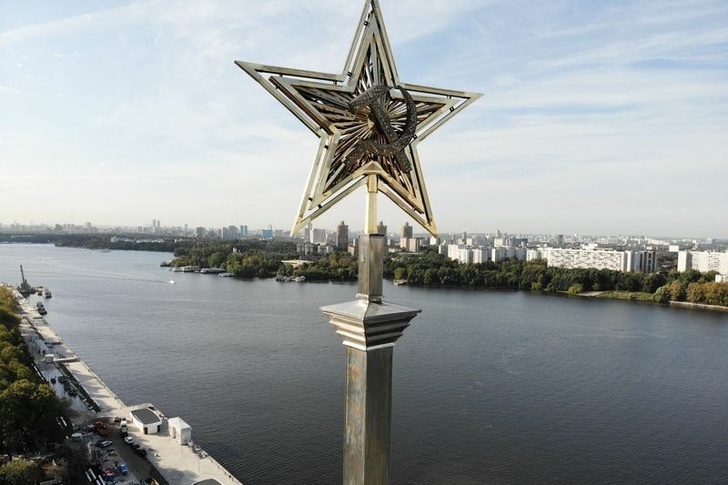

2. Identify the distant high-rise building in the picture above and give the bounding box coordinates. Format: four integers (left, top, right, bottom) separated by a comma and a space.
399, 222, 413, 239
311, 228, 327, 244
377, 221, 387, 236
303, 223, 312, 242
336, 221, 349, 250
240, 225, 248, 237
222, 225, 239, 241
400, 237, 421, 253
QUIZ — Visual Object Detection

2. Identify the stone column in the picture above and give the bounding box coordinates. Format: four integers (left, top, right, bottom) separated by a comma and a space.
322, 234, 420, 485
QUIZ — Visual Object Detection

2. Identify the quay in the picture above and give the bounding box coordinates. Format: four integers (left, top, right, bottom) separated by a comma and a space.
7, 285, 244, 485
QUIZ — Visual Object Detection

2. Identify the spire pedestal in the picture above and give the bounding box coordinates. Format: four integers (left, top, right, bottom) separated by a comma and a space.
322, 234, 420, 484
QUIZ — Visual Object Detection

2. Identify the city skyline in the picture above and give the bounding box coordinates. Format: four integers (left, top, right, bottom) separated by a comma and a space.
2, 1, 727, 238
2, 217, 726, 244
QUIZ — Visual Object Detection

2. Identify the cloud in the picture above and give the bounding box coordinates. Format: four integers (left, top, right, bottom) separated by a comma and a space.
1, 0, 726, 236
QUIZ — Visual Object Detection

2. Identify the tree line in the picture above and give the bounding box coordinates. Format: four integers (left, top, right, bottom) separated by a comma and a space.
171, 242, 728, 307
0, 287, 76, 484
385, 248, 727, 306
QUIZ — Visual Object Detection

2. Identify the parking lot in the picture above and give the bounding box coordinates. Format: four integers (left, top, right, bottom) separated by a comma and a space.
82, 417, 168, 485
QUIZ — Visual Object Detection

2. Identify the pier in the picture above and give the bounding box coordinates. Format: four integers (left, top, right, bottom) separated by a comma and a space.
8, 285, 243, 485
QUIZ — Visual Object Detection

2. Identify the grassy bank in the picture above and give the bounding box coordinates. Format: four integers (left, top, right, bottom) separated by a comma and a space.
592, 290, 656, 302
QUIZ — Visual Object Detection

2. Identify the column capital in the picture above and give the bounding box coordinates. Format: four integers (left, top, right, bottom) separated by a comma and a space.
321, 299, 420, 351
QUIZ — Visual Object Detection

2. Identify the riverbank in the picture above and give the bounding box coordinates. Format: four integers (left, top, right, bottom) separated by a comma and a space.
8, 285, 244, 485
574, 289, 728, 312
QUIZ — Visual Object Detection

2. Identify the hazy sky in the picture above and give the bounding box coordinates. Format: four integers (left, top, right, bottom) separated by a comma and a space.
1, 0, 726, 238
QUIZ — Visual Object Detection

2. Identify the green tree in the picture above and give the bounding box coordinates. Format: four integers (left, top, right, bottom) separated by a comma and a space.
568, 283, 584, 295
0, 458, 42, 485
0, 380, 63, 452
653, 286, 670, 304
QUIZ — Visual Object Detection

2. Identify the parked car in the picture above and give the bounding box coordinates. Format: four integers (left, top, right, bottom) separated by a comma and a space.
123, 436, 134, 445
133, 444, 146, 457
99, 440, 113, 448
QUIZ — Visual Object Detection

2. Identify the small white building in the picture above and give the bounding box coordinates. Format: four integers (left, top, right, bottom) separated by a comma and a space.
131, 407, 162, 435
168, 417, 192, 445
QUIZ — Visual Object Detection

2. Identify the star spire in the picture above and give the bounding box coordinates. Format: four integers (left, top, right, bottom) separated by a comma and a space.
236, 0, 481, 237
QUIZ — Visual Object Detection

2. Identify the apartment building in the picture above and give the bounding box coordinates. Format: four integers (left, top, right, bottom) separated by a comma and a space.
677, 251, 728, 274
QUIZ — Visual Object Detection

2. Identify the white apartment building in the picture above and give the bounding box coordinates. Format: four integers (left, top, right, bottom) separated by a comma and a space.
544, 248, 656, 273
448, 245, 527, 264
677, 251, 728, 274
447, 244, 461, 261
491, 247, 527, 263
472, 248, 487, 264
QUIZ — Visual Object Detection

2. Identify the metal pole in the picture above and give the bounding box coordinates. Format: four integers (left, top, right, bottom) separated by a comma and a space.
322, 182, 419, 484
365, 175, 378, 235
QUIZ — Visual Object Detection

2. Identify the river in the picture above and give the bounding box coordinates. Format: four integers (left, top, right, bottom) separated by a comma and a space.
2, 244, 727, 484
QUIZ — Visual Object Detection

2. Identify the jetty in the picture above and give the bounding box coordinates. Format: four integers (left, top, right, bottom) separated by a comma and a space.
7, 285, 243, 485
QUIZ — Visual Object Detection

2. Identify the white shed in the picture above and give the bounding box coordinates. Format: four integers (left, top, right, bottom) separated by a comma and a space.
168, 417, 192, 445
130, 407, 162, 435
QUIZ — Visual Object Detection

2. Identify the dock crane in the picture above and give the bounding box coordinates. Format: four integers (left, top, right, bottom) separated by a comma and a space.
17, 264, 34, 297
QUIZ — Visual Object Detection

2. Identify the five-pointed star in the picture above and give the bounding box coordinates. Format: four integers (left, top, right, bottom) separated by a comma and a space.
236, 0, 481, 237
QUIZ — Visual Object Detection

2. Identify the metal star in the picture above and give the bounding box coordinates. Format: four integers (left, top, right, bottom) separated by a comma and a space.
236, 0, 481, 237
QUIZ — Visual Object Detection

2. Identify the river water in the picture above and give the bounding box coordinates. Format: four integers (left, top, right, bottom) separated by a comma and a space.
2, 244, 727, 484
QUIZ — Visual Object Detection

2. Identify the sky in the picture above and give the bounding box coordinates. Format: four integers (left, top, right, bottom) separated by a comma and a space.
1, 0, 727, 238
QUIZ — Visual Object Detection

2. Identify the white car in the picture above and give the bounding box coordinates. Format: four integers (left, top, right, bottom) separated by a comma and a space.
123, 436, 134, 445
99, 440, 113, 448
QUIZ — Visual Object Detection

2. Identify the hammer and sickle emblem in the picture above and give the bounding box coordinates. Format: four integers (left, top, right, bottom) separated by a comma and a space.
348, 84, 418, 171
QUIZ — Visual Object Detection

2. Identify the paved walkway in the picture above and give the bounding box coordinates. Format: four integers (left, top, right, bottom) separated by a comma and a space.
9, 286, 243, 485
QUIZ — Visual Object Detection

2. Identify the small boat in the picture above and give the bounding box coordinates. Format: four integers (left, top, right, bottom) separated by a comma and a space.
218, 272, 234, 278
44, 288, 52, 298
36, 302, 48, 315
200, 267, 225, 274
168, 279, 176, 284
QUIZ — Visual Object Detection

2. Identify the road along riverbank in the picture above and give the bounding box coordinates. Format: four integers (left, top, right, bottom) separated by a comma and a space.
8, 285, 243, 485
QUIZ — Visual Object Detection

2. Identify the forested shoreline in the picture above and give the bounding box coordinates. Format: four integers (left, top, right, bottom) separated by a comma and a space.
169, 240, 727, 307
7, 237, 727, 307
